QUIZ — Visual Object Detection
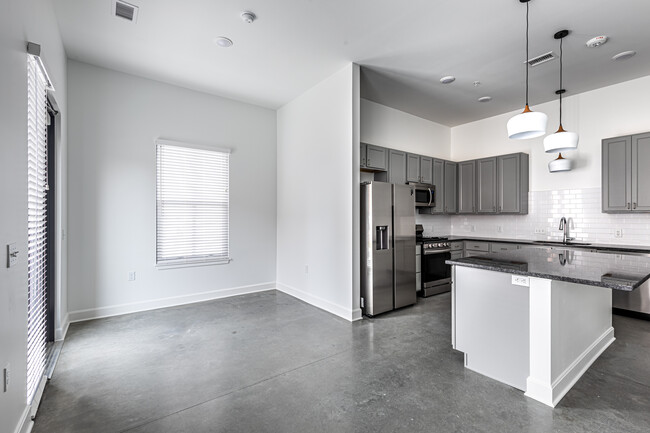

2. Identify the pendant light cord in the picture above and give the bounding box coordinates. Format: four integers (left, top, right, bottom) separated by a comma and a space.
525, 1, 529, 106
559, 36, 563, 127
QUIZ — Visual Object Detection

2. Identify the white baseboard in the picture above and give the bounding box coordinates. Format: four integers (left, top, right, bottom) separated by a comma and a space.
55, 312, 69, 341
67, 282, 276, 323
15, 405, 33, 433
525, 326, 615, 407
276, 282, 361, 322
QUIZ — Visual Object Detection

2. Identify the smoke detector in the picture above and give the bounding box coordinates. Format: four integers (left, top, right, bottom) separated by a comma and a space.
440, 76, 456, 84
112, 0, 138, 23
241, 11, 257, 24
586, 35, 608, 48
612, 51, 636, 61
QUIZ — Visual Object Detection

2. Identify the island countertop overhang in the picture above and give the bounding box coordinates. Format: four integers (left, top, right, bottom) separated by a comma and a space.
447, 248, 650, 291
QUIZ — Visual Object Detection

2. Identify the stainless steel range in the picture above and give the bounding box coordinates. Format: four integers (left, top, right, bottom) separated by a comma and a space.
416, 225, 452, 297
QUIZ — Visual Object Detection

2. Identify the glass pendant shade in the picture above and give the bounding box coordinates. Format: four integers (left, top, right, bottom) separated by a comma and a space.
548, 153, 571, 172
507, 105, 548, 139
544, 125, 579, 153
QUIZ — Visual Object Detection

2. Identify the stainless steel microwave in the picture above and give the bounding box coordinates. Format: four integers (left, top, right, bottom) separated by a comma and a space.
410, 183, 435, 207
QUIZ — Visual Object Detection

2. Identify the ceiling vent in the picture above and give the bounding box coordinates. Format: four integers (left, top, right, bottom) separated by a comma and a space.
526, 51, 557, 67
113, 0, 138, 22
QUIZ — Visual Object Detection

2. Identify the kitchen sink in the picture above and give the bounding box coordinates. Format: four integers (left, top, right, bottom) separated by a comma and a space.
532, 240, 592, 246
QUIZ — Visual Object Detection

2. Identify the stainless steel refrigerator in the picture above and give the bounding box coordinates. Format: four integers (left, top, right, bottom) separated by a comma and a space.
360, 181, 416, 316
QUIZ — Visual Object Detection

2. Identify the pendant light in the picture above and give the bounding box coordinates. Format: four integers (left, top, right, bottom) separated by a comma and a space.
544, 30, 579, 153
548, 153, 571, 172
507, 0, 547, 140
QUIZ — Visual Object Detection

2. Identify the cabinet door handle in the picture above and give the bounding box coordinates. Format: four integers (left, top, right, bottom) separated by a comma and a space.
627, 202, 631, 209
633, 202, 637, 209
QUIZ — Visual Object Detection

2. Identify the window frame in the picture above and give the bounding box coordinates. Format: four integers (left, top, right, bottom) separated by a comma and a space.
155, 139, 231, 269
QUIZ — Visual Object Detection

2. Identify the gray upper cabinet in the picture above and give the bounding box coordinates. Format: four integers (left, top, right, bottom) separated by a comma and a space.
631, 133, 650, 211
360, 143, 367, 168
602, 136, 630, 212
388, 150, 407, 185
604, 132, 650, 213
431, 159, 444, 213
444, 161, 458, 214
406, 153, 421, 183
477, 157, 497, 213
458, 160, 476, 214
365, 144, 388, 171
498, 153, 528, 214
420, 156, 433, 185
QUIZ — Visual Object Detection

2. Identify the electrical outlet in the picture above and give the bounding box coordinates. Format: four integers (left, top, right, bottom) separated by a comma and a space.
534, 228, 546, 234
470, 225, 476, 232
615, 229, 623, 238
511, 275, 530, 287
128, 271, 136, 281
3, 364, 10, 392
496, 225, 503, 233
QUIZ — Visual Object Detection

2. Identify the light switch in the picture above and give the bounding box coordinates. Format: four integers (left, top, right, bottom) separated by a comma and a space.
7, 244, 18, 268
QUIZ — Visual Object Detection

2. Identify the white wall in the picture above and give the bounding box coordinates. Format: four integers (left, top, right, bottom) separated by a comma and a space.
361, 99, 451, 159
277, 64, 359, 321
451, 75, 650, 191
0, 1, 68, 432
66, 61, 277, 321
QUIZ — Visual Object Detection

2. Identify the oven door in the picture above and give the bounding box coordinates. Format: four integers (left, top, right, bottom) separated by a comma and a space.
421, 248, 451, 289
414, 187, 433, 207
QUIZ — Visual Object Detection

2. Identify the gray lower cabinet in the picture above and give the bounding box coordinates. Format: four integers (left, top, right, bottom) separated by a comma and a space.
420, 156, 433, 184
388, 149, 407, 184
603, 132, 650, 213
450, 251, 463, 260
498, 153, 529, 214
360, 143, 367, 168
458, 160, 476, 214
477, 157, 497, 213
365, 144, 388, 171
444, 161, 458, 214
406, 153, 421, 183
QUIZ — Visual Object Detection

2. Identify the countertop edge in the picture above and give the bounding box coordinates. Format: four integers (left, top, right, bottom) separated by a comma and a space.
446, 259, 645, 291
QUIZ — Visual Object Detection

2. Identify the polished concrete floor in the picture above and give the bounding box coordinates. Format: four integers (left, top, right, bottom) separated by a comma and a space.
34, 290, 650, 433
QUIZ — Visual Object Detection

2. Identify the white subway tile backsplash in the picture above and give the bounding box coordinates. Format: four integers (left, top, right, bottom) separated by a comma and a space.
449, 187, 650, 247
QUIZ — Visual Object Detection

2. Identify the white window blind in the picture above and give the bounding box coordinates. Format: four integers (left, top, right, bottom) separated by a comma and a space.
26, 55, 49, 403
156, 140, 230, 266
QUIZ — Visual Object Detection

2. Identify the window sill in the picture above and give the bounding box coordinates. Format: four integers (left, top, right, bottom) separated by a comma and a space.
155, 258, 231, 270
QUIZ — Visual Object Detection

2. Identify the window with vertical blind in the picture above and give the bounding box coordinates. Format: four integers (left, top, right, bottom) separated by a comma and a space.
156, 139, 230, 267
26, 55, 49, 403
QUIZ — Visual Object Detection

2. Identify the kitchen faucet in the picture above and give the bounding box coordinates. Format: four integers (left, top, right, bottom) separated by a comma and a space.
558, 217, 574, 243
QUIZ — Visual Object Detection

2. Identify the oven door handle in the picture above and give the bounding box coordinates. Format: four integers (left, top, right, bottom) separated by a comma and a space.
423, 249, 451, 255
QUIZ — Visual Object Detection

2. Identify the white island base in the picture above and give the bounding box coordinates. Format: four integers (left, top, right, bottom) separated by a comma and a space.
451, 266, 615, 408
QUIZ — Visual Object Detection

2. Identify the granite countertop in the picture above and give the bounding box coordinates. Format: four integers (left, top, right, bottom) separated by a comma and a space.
446, 235, 650, 254
446, 248, 650, 291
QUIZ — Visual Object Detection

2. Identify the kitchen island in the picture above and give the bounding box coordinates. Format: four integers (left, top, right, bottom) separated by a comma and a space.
447, 248, 650, 407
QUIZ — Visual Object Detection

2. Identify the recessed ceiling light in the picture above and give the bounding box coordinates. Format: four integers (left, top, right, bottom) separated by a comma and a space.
586, 35, 608, 48
440, 76, 455, 84
612, 50, 637, 61
478, 96, 492, 103
214, 37, 233, 48
241, 11, 257, 24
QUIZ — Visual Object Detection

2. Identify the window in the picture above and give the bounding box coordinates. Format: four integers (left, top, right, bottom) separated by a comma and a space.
156, 139, 230, 267
26, 55, 50, 403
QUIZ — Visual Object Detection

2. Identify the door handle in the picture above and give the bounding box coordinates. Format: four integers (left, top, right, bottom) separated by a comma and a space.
633, 202, 637, 209
627, 202, 631, 209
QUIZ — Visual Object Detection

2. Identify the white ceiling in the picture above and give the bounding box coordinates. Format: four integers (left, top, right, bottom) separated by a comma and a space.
53, 0, 650, 126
